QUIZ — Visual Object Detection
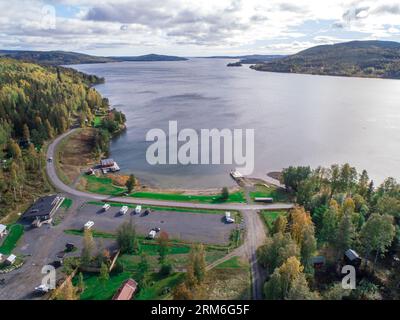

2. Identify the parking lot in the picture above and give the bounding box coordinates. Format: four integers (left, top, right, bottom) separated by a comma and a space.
65, 203, 238, 245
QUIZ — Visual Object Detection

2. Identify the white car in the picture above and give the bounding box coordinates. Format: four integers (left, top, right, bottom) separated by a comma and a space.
135, 205, 142, 214
225, 211, 235, 223
35, 284, 51, 293
148, 230, 157, 239
84, 221, 94, 230
120, 206, 129, 215
102, 203, 111, 211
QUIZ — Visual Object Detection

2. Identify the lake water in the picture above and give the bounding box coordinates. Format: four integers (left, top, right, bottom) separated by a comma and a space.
73, 59, 400, 188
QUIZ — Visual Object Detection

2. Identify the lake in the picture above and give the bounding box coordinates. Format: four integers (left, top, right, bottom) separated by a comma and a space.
73, 59, 400, 189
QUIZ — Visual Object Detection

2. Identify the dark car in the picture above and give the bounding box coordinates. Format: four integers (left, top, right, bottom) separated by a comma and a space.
143, 209, 150, 216
65, 243, 75, 252
154, 227, 161, 233
50, 260, 63, 269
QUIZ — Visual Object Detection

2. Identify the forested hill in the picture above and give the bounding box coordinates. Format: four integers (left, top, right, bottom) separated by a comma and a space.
0, 58, 107, 143
0, 50, 188, 65
0, 58, 125, 220
0, 50, 114, 65
251, 40, 400, 79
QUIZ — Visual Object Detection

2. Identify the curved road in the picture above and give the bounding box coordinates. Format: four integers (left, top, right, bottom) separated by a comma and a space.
46, 128, 293, 299
46, 129, 293, 211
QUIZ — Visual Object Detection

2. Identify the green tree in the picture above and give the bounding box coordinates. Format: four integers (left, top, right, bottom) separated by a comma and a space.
334, 212, 356, 258
287, 273, 320, 300
157, 231, 169, 265
221, 187, 229, 201
376, 195, 400, 219
257, 232, 300, 273
319, 200, 340, 244
125, 174, 136, 193
360, 213, 396, 264
99, 262, 110, 287
116, 220, 137, 254
137, 253, 149, 287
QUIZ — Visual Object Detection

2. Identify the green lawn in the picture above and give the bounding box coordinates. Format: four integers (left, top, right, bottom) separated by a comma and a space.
260, 210, 287, 233
0, 224, 24, 255
75, 253, 185, 300
215, 256, 245, 269
61, 198, 73, 209
250, 184, 290, 203
130, 190, 246, 204
83, 175, 126, 196
82, 175, 245, 203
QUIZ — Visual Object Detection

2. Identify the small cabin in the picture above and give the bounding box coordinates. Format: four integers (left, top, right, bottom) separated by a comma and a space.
311, 256, 326, 269
6, 254, 16, 265
344, 249, 362, 268
113, 279, 138, 300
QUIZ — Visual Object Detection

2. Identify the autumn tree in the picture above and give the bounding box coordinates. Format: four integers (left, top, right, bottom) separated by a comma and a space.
81, 229, 96, 267
188, 244, 207, 285
173, 283, 193, 300
264, 257, 308, 300
272, 215, 288, 234
257, 232, 300, 272
288, 206, 313, 245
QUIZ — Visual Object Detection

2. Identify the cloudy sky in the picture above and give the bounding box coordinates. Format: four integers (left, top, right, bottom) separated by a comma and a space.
1, 0, 400, 56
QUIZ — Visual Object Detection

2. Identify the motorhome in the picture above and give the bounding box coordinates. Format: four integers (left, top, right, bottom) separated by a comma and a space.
135, 205, 142, 214
120, 206, 129, 215
225, 211, 235, 223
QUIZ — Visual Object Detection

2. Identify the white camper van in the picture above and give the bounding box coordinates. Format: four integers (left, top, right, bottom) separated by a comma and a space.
225, 211, 235, 223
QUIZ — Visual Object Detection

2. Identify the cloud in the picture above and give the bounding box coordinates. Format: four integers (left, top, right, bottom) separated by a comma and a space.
0, 0, 399, 55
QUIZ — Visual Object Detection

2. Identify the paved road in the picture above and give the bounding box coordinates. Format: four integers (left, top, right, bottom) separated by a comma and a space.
46, 129, 293, 212
45, 129, 293, 300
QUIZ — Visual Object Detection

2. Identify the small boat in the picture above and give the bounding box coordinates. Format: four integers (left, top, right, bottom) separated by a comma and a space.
230, 170, 243, 179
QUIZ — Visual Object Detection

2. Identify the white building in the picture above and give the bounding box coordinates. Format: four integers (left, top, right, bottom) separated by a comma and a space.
0, 224, 7, 239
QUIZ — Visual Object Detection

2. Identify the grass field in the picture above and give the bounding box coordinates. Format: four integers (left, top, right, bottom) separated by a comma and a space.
81, 175, 125, 195
201, 257, 251, 299
249, 184, 290, 203
130, 190, 246, 204
81, 175, 245, 203
55, 128, 97, 185
259, 210, 287, 233
93, 116, 103, 128
0, 224, 24, 255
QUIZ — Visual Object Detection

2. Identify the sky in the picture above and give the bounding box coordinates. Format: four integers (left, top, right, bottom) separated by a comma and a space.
1, 0, 400, 56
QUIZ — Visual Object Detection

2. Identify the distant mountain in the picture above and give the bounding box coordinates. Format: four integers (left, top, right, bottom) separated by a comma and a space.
251, 40, 400, 79
205, 54, 285, 64
112, 54, 188, 61
0, 50, 188, 65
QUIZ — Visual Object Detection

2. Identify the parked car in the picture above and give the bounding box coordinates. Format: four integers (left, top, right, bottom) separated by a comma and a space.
65, 243, 75, 252
102, 203, 111, 211
143, 209, 150, 216
120, 206, 129, 215
135, 205, 142, 214
34, 284, 51, 294
50, 260, 63, 268
154, 227, 161, 233
225, 211, 235, 223
84, 220, 94, 230
47, 157, 53, 163
148, 230, 157, 239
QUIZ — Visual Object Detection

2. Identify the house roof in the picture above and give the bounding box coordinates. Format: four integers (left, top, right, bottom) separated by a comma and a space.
345, 249, 360, 261
112, 279, 137, 300
101, 158, 115, 166
0, 224, 6, 233
23, 195, 63, 219
7, 254, 16, 262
